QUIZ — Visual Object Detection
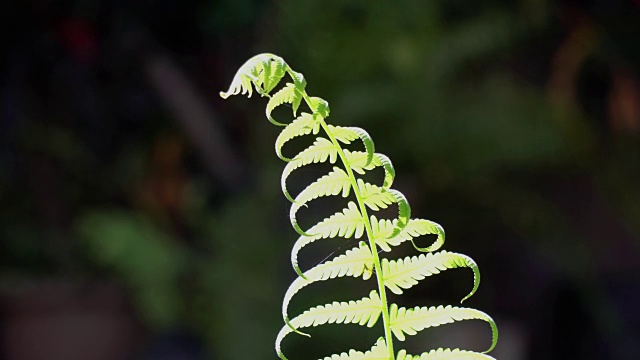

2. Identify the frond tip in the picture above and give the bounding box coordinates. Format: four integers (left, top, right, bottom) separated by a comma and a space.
220, 53, 284, 98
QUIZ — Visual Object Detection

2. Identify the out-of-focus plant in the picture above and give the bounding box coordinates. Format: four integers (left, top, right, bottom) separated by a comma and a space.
272, 0, 591, 178
77, 209, 187, 328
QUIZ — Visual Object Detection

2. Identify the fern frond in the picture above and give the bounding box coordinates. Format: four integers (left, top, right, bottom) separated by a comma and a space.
281, 137, 339, 202
283, 242, 374, 330
276, 291, 382, 360
396, 348, 496, 360
275, 113, 320, 161
291, 202, 365, 277
381, 251, 479, 301
221, 53, 498, 360
322, 338, 389, 360
289, 167, 351, 236
389, 303, 498, 353
371, 218, 445, 253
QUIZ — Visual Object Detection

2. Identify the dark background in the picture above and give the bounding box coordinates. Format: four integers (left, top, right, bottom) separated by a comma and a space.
1, 0, 639, 359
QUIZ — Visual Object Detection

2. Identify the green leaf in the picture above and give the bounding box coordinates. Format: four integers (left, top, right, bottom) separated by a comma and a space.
362, 338, 389, 359
389, 303, 498, 353
327, 125, 360, 143
357, 179, 396, 211
327, 126, 375, 166
375, 153, 395, 189
364, 189, 411, 246
289, 167, 351, 236
220, 53, 286, 99
397, 349, 494, 360
260, 55, 287, 94
344, 152, 395, 189
369, 216, 396, 252
281, 137, 338, 202
393, 219, 446, 253
381, 251, 480, 302
309, 96, 330, 118
275, 113, 320, 161
396, 348, 497, 359
287, 68, 306, 87
371, 217, 446, 255
320, 349, 365, 360
286, 69, 306, 115
266, 83, 304, 126
291, 202, 365, 278
344, 151, 375, 175
322, 338, 388, 360
387, 189, 411, 238
219, 54, 260, 98
255, 57, 270, 92
276, 290, 382, 360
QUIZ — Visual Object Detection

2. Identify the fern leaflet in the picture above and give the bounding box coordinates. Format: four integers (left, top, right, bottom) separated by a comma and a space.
281, 137, 338, 202
289, 167, 352, 236
389, 303, 497, 351
276, 112, 320, 160
291, 202, 365, 277
381, 251, 479, 300
396, 348, 496, 359
276, 291, 382, 359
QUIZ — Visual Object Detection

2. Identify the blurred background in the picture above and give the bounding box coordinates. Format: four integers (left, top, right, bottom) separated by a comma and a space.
1, 0, 639, 359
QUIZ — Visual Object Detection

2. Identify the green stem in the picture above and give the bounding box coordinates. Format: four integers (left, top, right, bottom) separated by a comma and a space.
301, 93, 395, 359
